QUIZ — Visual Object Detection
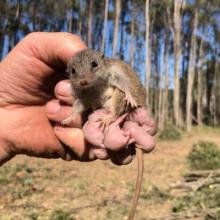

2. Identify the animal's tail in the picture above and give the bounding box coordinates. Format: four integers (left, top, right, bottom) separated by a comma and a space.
128, 146, 144, 220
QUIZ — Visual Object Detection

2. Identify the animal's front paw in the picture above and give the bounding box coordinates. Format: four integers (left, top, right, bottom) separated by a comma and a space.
99, 114, 116, 130
124, 92, 137, 108
61, 114, 76, 126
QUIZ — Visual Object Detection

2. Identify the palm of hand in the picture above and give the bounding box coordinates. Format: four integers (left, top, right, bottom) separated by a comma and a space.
0, 34, 69, 158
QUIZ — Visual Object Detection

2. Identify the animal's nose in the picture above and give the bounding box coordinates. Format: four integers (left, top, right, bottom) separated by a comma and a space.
80, 79, 88, 86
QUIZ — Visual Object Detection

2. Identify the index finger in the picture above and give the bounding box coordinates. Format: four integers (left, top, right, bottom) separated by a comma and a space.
18, 32, 87, 66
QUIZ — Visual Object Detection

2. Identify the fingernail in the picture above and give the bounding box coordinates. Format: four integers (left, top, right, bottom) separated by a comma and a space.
45, 100, 61, 114
56, 81, 72, 96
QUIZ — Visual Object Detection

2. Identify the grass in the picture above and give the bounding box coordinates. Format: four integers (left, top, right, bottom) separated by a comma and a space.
25, 208, 39, 220
0, 216, 12, 220
187, 141, 220, 170
50, 209, 73, 220
159, 125, 182, 140
192, 125, 220, 134
172, 186, 220, 214
1, 130, 220, 220
172, 140, 220, 217
140, 185, 170, 203
105, 203, 128, 220
125, 182, 135, 199
0, 163, 43, 202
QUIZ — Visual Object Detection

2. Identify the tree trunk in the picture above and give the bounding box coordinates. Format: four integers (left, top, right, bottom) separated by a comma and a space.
113, 0, 121, 58
87, 0, 93, 48
186, 0, 199, 132
197, 36, 205, 126
158, 75, 163, 129
145, 0, 151, 108
67, 1, 74, 33
101, 0, 109, 53
154, 34, 160, 122
119, 1, 126, 59
213, 64, 217, 126
14, 0, 21, 45
216, 63, 220, 124
32, 1, 37, 31
130, 0, 135, 67
161, 34, 170, 129
0, 34, 4, 60
173, 0, 183, 127
78, 0, 82, 36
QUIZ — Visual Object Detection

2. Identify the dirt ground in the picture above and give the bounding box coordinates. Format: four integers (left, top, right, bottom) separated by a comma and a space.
0, 127, 220, 220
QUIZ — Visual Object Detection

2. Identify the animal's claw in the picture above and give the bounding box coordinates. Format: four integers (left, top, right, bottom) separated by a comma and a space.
99, 114, 116, 131
124, 92, 137, 108
61, 114, 75, 126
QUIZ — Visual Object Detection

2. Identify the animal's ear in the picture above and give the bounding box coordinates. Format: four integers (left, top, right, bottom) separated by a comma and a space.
98, 51, 105, 58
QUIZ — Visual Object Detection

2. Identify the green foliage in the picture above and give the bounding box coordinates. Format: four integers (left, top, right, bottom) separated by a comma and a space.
188, 141, 220, 170
205, 209, 220, 220
141, 185, 170, 202
172, 186, 220, 213
26, 208, 39, 220
76, 181, 87, 190
125, 182, 135, 199
173, 142, 220, 215
105, 204, 128, 219
50, 209, 73, 220
0, 163, 42, 200
172, 196, 191, 213
159, 126, 182, 140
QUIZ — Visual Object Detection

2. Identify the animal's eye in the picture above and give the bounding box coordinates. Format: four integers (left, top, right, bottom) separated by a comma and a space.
91, 61, 98, 68
71, 67, 76, 74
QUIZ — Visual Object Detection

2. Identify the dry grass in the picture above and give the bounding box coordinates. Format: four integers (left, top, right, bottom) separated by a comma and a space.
0, 127, 220, 220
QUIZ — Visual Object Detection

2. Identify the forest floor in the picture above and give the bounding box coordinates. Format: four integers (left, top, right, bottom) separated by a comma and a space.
0, 127, 220, 220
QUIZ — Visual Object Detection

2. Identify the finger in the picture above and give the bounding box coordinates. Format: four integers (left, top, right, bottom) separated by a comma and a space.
45, 100, 82, 127
54, 125, 96, 161
54, 80, 74, 105
19, 32, 87, 66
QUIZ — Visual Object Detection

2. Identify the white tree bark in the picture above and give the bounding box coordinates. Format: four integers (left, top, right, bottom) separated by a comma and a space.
101, 0, 109, 52
113, 0, 121, 58
186, 1, 199, 132
173, 0, 183, 127
145, 0, 151, 107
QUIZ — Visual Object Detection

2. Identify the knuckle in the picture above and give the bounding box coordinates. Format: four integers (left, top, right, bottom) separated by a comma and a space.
22, 32, 39, 43
63, 33, 86, 45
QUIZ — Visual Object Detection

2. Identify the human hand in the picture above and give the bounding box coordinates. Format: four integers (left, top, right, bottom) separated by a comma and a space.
0, 32, 157, 166
0, 32, 98, 165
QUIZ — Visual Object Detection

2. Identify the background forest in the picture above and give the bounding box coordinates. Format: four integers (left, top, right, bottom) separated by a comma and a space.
1, 1, 220, 220
0, 0, 220, 132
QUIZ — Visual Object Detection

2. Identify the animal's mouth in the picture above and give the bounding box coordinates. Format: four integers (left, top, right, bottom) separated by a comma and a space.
74, 77, 101, 90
